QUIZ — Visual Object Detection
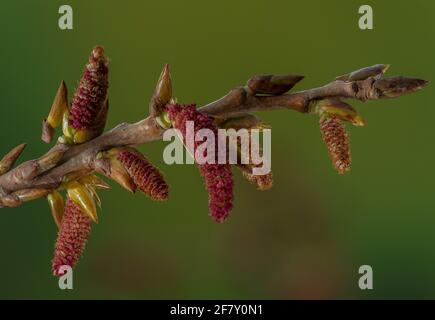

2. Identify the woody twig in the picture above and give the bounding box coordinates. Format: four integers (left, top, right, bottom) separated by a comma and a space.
0, 47, 427, 275
0, 61, 426, 198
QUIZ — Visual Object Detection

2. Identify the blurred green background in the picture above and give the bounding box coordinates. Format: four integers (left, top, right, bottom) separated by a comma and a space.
0, 0, 433, 299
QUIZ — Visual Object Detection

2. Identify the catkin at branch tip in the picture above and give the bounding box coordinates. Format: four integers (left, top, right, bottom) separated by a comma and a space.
117, 150, 169, 200
242, 171, 273, 190
320, 115, 351, 174
166, 104, 234, 223
52, 198, 92, 276
238, 130, 273, 190
69, 46, 109, 130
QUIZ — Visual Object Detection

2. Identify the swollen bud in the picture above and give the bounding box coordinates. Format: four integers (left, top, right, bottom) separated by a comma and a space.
20, 148, 65, 181
47, 190, 65, 228
0, 194, 21, 207
66, 181, 98, 223
247, 74, 304, 95
60, 111, 75, 144
149, 64, 172, 117
14, 188, 50, 202
94, 149, 137, 193
312, 98, 366, 127
0, 143, 26, 175
155, 111, 172, 129
42, 81, 69, 143
336, 64, 390, 82
0, 188, 48, 208
38, 150, 65, 172
373, 77, 429, 98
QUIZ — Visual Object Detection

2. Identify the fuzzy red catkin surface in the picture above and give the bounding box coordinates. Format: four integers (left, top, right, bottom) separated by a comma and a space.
69, 46, 109, 130
52, 198, 92, 276
320, 115, 351, 174
167, 104, 234, 223
117, 150, 169, 200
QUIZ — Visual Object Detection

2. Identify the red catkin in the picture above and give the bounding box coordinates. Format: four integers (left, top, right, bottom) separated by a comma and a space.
242, 171, 273, 190
117, 150, 169, 200
69, 46, 109, 130
166, 104, 234, 223
52, 198, 92, 276
319, 115, 351, 174
239, 132, 273, 190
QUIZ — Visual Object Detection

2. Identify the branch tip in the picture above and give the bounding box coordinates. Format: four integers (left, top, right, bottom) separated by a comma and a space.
374, 76, 429, 98
0, 143, 27, 175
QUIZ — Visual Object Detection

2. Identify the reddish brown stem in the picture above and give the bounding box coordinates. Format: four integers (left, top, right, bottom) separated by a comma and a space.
0, 72, 427, 204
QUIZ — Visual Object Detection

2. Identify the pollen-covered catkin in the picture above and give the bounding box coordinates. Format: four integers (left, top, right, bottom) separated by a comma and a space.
166, 104, 234, 223
68, 46, 109, 130
117, 150, 169, 200
319, 115, 351, 174
52, 198, 92, 276
242, 170, 273, 190
239, 132, 273, 190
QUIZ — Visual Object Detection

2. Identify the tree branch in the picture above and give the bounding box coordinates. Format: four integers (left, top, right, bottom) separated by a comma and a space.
200, 76, 427, 116
0, 63, 428, 207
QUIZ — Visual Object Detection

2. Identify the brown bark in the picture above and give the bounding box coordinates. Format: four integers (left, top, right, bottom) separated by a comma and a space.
0, 69, 427, 206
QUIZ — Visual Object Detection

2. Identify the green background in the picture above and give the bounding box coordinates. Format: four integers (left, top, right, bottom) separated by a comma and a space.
0, 0, 433, 299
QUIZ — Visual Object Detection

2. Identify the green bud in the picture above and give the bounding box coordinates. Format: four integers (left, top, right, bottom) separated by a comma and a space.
149, 64, 172, 116
62, 111, 75, 140
155, 111, 172, 129
42, 81, 69, 143
47, 81, 69, 127
66, 181, 98, 223
312, 99, 366, 127
47, 190, 65, 228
